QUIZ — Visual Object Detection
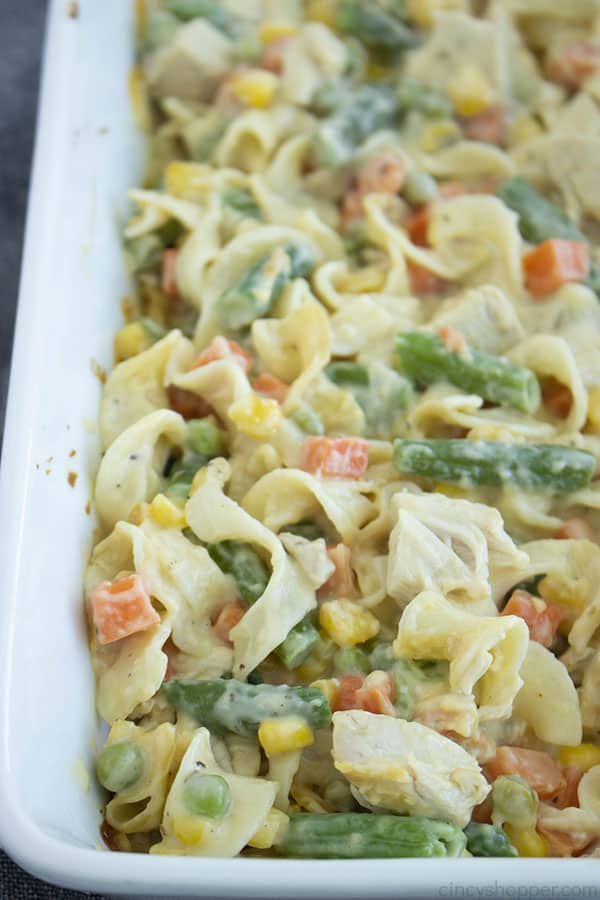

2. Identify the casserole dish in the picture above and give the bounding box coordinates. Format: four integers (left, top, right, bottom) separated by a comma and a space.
0, 0, 599, 894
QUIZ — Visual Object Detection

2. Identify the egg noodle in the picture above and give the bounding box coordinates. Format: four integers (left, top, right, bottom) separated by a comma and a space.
87, 0, 600, 859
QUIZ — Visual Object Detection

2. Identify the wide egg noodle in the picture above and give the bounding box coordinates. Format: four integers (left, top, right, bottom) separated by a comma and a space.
151, 727, 277, 857
99, 330, 195, 450
512, 640, 582, 746
95, 409, 187, 531
104, 720, 177, 834
393, 591, 529, 721
185, 458, 317, 677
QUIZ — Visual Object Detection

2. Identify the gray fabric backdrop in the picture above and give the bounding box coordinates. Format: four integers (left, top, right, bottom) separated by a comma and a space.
0, 1, 106, 897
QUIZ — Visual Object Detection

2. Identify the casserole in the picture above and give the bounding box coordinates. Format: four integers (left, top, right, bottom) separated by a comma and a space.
0, 0, 599, 894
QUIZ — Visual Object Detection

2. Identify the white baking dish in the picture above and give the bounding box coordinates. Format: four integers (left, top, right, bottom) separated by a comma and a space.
0, 0, 598, 895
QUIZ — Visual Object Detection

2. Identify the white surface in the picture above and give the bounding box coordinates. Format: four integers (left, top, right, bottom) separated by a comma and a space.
0, 0, 599, 895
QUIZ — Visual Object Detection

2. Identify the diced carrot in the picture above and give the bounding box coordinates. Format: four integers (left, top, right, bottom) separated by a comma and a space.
252, 372, 289, 404
438, 324, 467, 353
331, 672, 396, 715
355, 671, 396, 716
161, 249, 179, 298
212, 600, 247, 643
192, 336, 254, 373
541, 379, 573, 418
166, 384, 214, 420
501, 589, 564, 648
471, 797, 493, 824
485, 746, 566, 801
317, 544, 356, 599
554, 517, 594, 541
341, 190, 365, 227
301, 437, 369, 479
553, 765, 584, 810
461, 105, 507, 146
536, 823, 593, 858
342, 152, 405, 225
259, 37, 291, 73
407, 259, 449, 296
331, 674, 365, 712
523, 239, 590, 299
406, 205, 431, 246
547, 42, 600, 89
90, 573, 160, 645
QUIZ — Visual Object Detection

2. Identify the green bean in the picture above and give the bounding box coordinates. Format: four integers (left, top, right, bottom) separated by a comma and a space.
96, 741, 145, 794
313, 84, 398, 167
396, 77, 453, 119
207, 541, 269, 604
208, 541, 319, 668
464, 823, 517, 858
491, 776, 537, 829
163, 679, 331, 736
396, 331, 540, 414
187, 416, 222, 457
280, 520, 328, 542
275, 618, 321, 670
139, 317, 167, 344
392, 439, 595, 493
222, 187, 261, 220
325, 362, 370, 387
276, 813, 466, 858
336, 2, 419, 57
166, 0, 234, 34
183, 772, 231, 819
165, 452, 209, 500
215, 244, 314, 331
291, 404, 325, 436
392, 659, 448, 719
496, 177, 582, 244
403, 170, 438, 206
326, 361, 412, 440
124, 234, 162, 274
333, 646, 371, 675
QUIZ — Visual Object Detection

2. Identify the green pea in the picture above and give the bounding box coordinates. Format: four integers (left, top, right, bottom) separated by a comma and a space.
183, 772, 231, 819
291, 404, 324, 435
403, 170, 438, 207
96, 741, 145, 794
491, 775, 538, 829
187, 417, 222, 456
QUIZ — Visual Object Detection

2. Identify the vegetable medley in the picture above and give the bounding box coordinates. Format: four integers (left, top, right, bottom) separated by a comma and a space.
88, 0, 600, 859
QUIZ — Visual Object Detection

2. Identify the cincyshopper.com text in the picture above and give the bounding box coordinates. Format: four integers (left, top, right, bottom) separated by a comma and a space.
439, 884, 600, 898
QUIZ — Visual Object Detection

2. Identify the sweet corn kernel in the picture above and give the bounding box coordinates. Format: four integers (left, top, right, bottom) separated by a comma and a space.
319, 599, 380, 647
149, 493, 186, 528
310, 678, 338, 706
229, 69, 279, 109
559, 743, 600, 772
305, 0, 337, 27
504, 824, 548, 858
114, 322, 152, 362
434, 482, 468, 499
407, 0, 467, 28
258, 717, 314, 756
247, 808, 289, 849
419, 119, 461, 153
447, 64, 494, 117
587, 387, 600, 433
258, 20, 297, 44
173, 815, 208, 847
340, 265, 387, 294
228, 392, 282, 439
165, 161, 207, 198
